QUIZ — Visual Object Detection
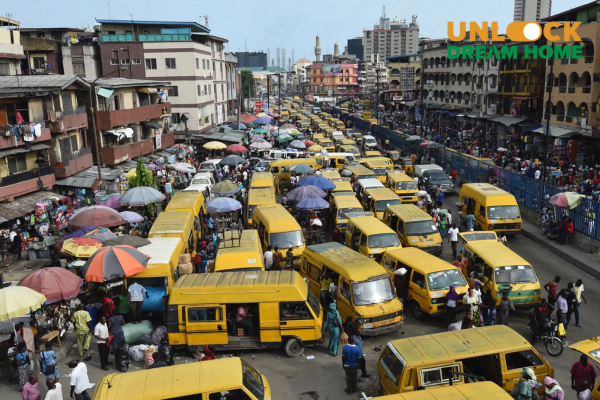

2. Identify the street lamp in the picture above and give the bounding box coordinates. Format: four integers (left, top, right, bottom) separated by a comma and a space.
89, 66, 128, 180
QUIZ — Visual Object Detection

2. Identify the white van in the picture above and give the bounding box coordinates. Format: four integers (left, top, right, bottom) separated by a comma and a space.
190, 172, 215, 189
363, 135, 378, 150
198, 159, 221, 174
355, 178, 385, 200
266, 150, 307, 159
254, 158, 275, 172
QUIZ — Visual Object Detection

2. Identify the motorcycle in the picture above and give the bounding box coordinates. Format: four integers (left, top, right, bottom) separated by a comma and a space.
527, 319, 564, 357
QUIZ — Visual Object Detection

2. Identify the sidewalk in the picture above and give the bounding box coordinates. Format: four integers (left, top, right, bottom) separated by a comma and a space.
520, 218, 600, 279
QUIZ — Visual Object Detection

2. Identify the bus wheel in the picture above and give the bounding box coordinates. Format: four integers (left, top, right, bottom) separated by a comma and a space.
284, 338, 305, 357
412, 301, 428, 321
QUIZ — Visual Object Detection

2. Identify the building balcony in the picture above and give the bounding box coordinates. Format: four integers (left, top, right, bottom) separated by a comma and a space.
0, 166, 55, 202
50, 147, 94, 178
96, 103, 171, 131
499, 63, 539, 74
0, 127, 52, 150
499, 85, 541, 96
48, 107, 88, 134
100, 138, 154, 165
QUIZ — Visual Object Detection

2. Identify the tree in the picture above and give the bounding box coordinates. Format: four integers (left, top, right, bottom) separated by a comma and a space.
128, 158, 156, 189
241, 70, 255, 98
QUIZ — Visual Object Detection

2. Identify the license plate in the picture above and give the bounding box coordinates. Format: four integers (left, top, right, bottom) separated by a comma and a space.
372, 319, 391, 328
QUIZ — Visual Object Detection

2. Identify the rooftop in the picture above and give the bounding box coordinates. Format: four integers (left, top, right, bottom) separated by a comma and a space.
88, 77, 171, 89
96, 19, 209, 33
238, 66, 286, 72
296, 58, 312, 63
0, 75, 90, 98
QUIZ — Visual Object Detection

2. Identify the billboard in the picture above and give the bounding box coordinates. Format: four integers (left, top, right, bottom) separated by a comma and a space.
322, 64, 342, 74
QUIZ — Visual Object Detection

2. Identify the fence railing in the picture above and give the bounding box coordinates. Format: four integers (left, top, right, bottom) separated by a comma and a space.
332, 107, 600, 241
50, 146, 91, 167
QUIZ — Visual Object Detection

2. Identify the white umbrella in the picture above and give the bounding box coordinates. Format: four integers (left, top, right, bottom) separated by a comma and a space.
168, 162, 196, 173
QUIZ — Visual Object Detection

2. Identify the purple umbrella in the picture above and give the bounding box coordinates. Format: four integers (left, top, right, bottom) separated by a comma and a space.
119, 211, 144, 223
296, 196, 329, 210
97, 194, 124, 210
229, 122, 247, 130
285, 185, 327, 202
63, 226, 100, 240
297, 175, 336, 191
255, 117, 271, 125
249, 139, 272, 150
206, 197, 242, 213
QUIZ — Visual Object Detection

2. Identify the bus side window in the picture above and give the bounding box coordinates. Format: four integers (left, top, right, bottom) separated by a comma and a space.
359, 232, 367, 247
307, 262, 321, 281
257, 222, 265, 240
271, 167, 279, 173
397, 220, 405, 236
479, 205, 486, 217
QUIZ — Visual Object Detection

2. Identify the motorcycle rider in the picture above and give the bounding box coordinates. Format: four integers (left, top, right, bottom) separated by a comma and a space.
530, 298, 550, 344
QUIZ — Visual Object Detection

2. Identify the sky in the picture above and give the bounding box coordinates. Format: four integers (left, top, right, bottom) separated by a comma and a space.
15, 0, 576, 63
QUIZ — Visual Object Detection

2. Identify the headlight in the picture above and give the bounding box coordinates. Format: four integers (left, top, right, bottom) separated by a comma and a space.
450, 184, 455, 188
437, 243, 442, 246
534, 290, 540, 295
356, 318, 363, 324
369, 254, 375, 258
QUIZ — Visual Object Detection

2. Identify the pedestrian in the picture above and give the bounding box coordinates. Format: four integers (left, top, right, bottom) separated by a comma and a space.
543, 376, 564, 400
264, 246, 273, 270
68, 360, 94, 400
107, 314, 126, 355
544, 276, 561, 312
437, 190, 444, 208
448, 223, 459, 258
13, 342, 30, 390
500, 291, 515, 326
147, 352, 168, 369
23, 375, 40, 400
571, 354, 597, 397
272, 246, 283, 270
463, 287, 481, 326
565, 282, 577, 329
0, 235, 9, 267
465, 210, 475, 231
285, 247, 294, 270
332, 226, 342, 243
461, 304, 474, 329
44, 378, 62, 400
94, 316, 111, 371
72, 305, 92, 360
573, 279, 587, 328
438, 214, 447, 239
13, 230, 22, 261
484, 296, 497, 326
346, 321, 370, 378
116, 287, 131, 323
128, 279, 149, 324
39, 342, 59, 383
445, 285, 459, 326
341, 335, 362, 394
207, 215, 214, 234
102, 290, 115, 318
512, 368, 536, 400
242, 169, 248, 187
577, 380, 592, 400
556, 289, 568, 326
324, 302, 343, 356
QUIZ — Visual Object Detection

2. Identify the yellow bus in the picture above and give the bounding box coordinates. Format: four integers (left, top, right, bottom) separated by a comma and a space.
214, 229, 265, 272
345, 212, 402, 261
249, 172, 275, 191
383, 204, 443, 255
362, 187, 402, 220
245, 188, 277, 228
149, 210, 196, 253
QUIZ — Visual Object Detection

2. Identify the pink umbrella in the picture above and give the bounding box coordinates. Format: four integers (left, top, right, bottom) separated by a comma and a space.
19, 267, 83, 303
226, 144, 248, 153
249, 139, 272, 150
69, 205, 125, 228
302, 139, 314, 146
96, 194, 124, 210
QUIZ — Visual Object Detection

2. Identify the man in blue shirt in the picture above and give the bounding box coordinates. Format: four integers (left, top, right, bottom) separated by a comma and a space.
352, 327, 370, 378
341, 336, 363, 394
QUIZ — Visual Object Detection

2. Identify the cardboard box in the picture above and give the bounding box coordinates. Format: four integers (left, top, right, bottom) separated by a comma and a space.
179, 254, 191, 264
204, 260, 215, 273
178, 262, 193, 275
237, 328, 245, 336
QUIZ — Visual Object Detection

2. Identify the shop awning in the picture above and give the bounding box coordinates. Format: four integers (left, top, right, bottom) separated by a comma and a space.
142, 121, 163, 129
489, 115, 527, 126
0, 191, 65, 224
510, 96, 542, 100
518, 122, 543, 133
532, 125, 580, 138
456, 114, 465, 117
137, 87, 158, 94
104, 128, 134, 138
97, 88, 114, 98
0, 143, 51, 159
0, 53, 26, 60
54, 176, 103, 189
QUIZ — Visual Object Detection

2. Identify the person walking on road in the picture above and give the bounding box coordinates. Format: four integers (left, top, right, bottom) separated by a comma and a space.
94, 316, 111, 371
44, 378, 62, 400
577, 380, 592, 400
573, 279, 587, 328
263, 246, 273, 270
324, 302, 343, 356
465, 210, 475, 231
68, 360, 94, 400
543, 376, 564, 400
128, 280, 149, 324
544, 276, 561, 313
445, 285, 459, 326
272, 247, 283, 270
341, 335, 363, 395
23, 375, 40, 400
346, 321, 370, 378
448, 223, 459, 258
39, 342, 59, 383
571, 354, 597, 398
72, 305, 92, 360
498, 291, 515, 326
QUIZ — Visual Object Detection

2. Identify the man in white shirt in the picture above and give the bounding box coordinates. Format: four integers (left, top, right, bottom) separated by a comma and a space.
242, 169, 249, 186
69, 360, 94, 400
264, 246, 274, 270
45, 379, 63, 400
93, 316, 110, 371
448, 223, 459, 258
534, 169, 541, 180
128, 280, 148, 324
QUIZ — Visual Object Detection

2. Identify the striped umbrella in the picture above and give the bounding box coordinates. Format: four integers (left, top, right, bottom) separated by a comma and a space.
83, 245, 151, 282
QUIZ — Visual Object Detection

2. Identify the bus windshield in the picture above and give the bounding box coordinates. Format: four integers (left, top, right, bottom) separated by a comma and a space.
396, 181, 417, 191
427, 269, 467, 291
406, 220, 438, 236
495, 265, 537, 284
376, 199, 402, 212
338, 207, 363, 219
241, 361, 265, 400
270, 230, 305, 248
352, 277, 396, 306
487, 206, 520, 220
368, 233, 401, 248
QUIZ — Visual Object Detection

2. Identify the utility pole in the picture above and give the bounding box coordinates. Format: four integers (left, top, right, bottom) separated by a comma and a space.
267, 75, 270, 111
277, 73, 281, 135
236, 71, 242, 129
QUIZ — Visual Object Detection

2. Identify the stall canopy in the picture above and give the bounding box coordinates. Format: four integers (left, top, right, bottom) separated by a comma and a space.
532, 125, 580, 138
105, 127, 134, 138
490, 115, 527, 126
97, 88, 114, 98
137, 87, 158, 94
0, 191, 65, 224
194, 131, 245, 143
142, 121, 162, 129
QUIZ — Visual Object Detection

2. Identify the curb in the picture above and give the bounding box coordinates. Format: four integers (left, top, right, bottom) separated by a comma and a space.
521, 228, 600, 279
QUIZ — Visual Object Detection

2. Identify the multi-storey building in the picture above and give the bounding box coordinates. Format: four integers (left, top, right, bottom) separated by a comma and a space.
224, 53, 240, 116
347, 37, 364, 61
95, 19, 228, 137
292, 58, 312, 93
307, 63, 359, 95
384, 54, 421, 102
514, 0, 552, 21
0, 16, 24, 76
235, 51, 267, 68
363, 11, 419, 63
360, 56, 387, 95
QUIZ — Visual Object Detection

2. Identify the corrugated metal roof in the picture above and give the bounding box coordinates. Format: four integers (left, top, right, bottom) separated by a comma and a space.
96, 19, 210, 33
88, 77, 171, 89
0, 75, 90, 92
0, 190, 65, 224
489, 115, 527, 126
0, 143, 51, 159
193, 131, 244, 144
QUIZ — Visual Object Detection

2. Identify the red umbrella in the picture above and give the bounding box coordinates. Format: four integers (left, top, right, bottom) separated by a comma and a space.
226, 144, 248, 153
302, 139, 314, 146
69, 206, 125, 229
172, 144, 188, 149
240, 114, 257, 123
83, 245, 151, 282
19, 267, 83, 303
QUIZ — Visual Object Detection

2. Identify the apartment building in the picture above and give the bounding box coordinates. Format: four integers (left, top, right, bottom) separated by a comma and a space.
0, 17, 24, 76
363, 13, 419, 63
224, 52, 240, 115
95, 19, 228, 137
307, 64, 359, 95
514, 0, 552, 22
384, 54, 421, 102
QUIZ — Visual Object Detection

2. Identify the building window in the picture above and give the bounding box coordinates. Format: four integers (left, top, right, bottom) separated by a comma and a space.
168, 86, 179, 97
197, 84, 201, 96
145, 58, 157, 69
202, 59, 206, 69
72, 62, 85, 75
33, 57, 46, 69
196, 58, 199, 69
7, 153, 27, 174
170, 113, 181, 124
131, 59, 141, 65
0, 63, 9, 75
165, 58, 176, 69
121, 58, 129, 64
132, 92, 137, 108
110, 58, 119, 65
208, 86, 211, 95
204, 85, 207, 94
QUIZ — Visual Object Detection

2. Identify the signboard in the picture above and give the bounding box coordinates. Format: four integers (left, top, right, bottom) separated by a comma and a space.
217, 104, 223, 124
155, 131, 162, 149
322, 64, 342, 74
165, 183, 172, 193
255, 101, 263, 114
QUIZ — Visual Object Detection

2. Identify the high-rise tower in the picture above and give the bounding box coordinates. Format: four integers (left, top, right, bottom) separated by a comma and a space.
315, 34, 321, 62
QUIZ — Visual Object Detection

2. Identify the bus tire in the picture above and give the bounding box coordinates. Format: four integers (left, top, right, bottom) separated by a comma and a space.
412, 301, 428, 321
283, 337, 305, 358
